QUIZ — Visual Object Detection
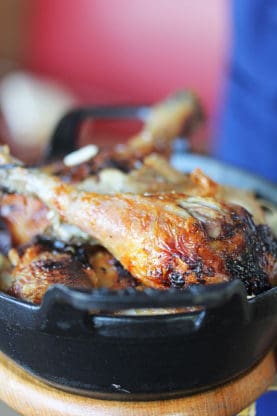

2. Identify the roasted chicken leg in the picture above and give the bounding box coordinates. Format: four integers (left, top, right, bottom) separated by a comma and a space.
0, 163, 276, 294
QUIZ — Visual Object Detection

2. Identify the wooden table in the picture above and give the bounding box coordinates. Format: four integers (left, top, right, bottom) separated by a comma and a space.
0, 350, 275, 416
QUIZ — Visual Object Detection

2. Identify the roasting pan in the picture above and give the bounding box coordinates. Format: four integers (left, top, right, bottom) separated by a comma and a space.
0, 105, 276, 401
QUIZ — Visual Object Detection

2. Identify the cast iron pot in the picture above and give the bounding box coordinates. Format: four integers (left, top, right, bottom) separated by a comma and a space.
0, 105, 276, 401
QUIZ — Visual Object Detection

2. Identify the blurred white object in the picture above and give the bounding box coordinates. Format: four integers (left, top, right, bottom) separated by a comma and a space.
0, 71, 76, 160
63, 145, 99, 167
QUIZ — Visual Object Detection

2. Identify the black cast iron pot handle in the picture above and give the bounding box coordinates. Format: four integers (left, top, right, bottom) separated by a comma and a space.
1, 282, 276, 338
43, 90, 201, 161
31, 280, 252, 336
39, 280, 248, 312
44, 105, 150, 161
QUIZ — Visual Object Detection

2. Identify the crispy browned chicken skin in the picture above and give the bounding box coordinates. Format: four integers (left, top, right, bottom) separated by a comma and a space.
2, 93, 275, 303
7, 240, 139, 304
0, 164, 276, 295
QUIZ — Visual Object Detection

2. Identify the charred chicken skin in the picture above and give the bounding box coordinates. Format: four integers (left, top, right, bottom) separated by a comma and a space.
0, 90, 276, 303
6, 240, 139, 304
0, 163, 276, 295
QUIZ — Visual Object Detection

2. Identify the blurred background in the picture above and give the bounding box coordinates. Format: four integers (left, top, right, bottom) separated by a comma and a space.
0, 0, 229, 162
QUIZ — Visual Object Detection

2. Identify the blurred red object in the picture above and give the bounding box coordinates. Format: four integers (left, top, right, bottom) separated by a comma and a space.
23, 0, 229, 126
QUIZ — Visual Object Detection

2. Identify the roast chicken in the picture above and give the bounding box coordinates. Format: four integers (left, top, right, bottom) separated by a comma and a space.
0, 92, 276, 304
0, 160, 276, 300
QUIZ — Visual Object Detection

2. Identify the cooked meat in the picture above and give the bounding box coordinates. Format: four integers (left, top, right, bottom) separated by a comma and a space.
0, 91, 275, 306
74, 154, 192, 195
0, 155, 265, 252
7, 240, 140, 304
7, 242, 95, 304
50, 91, 202, 182
0, 253, 13, 292
0, 163, 276, 295
76, 156, 265, 225
126, 91, 202, 155
86, 246, 140, 290
0, 217, 12, 255
0, 194, 49, 246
